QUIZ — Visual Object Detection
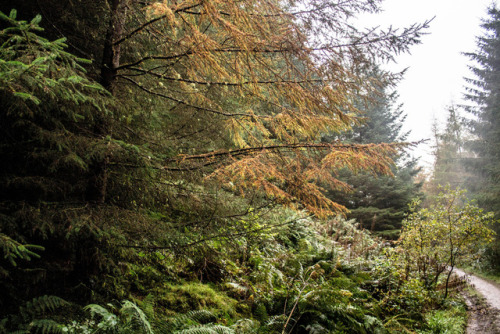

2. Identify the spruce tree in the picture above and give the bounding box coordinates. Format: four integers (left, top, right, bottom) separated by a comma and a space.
430, 106, 472, 193
464, 6, 500, 215
463, 5, 500, 267
326, 74, 423, 238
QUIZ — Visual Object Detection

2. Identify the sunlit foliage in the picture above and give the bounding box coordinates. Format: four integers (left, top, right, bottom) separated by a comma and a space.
397, 187, 496, 298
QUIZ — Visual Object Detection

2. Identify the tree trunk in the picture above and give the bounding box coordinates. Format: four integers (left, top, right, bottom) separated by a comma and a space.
100, 0, 127, 92
86, 0, 127, 204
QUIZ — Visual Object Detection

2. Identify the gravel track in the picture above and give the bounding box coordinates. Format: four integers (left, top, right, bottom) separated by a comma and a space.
454, 268, 500, 334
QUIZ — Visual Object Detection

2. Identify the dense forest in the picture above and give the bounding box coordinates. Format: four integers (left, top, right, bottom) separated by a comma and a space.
0, 1, 499, 333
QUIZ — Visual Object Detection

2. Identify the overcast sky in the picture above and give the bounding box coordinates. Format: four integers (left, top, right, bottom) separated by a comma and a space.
358, 0, 498, 169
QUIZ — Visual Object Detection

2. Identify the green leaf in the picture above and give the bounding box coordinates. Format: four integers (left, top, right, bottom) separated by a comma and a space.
9, 9, 17, 20
30, 14, 42, 26
13, 92, 41, 104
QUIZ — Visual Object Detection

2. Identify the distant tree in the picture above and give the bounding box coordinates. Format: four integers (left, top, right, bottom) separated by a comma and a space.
464, 6, 500, 215
326, 76, 423, 238
429, 106, 472, 193
463, 5, 500, 267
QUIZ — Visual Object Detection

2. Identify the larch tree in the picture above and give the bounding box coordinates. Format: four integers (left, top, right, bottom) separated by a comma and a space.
2, 0, 429, 216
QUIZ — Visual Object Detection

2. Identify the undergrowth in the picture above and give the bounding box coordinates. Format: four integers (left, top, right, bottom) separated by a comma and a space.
1, 211, 469, 333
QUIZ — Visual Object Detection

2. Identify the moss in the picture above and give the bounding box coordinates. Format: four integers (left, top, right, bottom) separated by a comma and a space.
155, 282, 240, 316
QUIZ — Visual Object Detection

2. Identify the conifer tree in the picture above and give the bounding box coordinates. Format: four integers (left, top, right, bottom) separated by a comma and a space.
326, 75, 422, 238
429, 106, 471, 193
2, 0, 429, 217
463, 5, 500, 267
464, 6, 500, 216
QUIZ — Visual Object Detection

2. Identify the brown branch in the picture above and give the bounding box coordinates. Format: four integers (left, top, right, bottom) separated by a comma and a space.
160, 141, 420, 172
120, 76, 251, 117
115, 47, 307, 70
113, 3, 202, 46
122, 69, 324, 86
168, 142, 406, 162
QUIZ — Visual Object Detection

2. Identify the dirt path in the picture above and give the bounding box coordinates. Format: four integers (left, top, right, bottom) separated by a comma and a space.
454, 268, 500, 334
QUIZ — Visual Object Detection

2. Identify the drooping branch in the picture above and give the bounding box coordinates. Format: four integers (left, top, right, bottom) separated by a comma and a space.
162, 141, 417, 171
120, 75, 252, 117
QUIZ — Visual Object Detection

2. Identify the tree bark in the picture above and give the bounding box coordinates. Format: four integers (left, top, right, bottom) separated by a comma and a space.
100, 0, 127, 92
86, 0, 127, 204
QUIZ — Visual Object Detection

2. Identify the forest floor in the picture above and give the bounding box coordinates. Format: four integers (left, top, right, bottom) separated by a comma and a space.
454, 269, 500, 334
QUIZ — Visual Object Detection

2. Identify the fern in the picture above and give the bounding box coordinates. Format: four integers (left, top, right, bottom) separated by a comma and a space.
230, 319, 259, 334
84, 303, 119, 331
175, 324, 234, 334
0, 295, 68, 333
82, 300, 154, 333
29, 319, 66, 334
120, 300, 154, 334
304, 322, 328, 334
185, 310, 217, 325
262, 315, 286, 331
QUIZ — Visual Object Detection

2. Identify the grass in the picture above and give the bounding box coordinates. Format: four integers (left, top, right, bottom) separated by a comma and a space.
462, 266, 500, 285
418, 301, 467, 334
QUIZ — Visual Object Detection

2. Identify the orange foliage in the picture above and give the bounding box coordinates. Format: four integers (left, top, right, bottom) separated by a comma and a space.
110, 0, 427, 216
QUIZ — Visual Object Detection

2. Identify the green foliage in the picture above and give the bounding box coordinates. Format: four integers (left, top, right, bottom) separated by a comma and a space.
326, 69, 422, 237
76, 300, 154, 334
0, 295, 69, 333
0, 233, 44, 267
155, 282, 240, 316
418, 303, 466, 334
0, 5, 450, 334
397, 187, 496, 297
0, 7, 117, 311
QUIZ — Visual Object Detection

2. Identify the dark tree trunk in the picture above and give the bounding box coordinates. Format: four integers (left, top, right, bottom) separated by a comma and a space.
86, 0, 127, 204
100, 0, 127, 92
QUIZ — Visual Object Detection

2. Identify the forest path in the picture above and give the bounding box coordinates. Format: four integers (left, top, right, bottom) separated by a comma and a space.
454, 268, 500, 334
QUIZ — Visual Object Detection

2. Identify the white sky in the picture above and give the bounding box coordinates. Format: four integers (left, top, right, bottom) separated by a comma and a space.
358, 0, 498, 169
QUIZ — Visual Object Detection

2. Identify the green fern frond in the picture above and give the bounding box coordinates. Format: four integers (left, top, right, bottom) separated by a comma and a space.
120, 300, 154, 334
84, 304, 118, 330
263, 314, 286, 330
224, 282, 249, 295
304, 322, 328, 334
19, 296, 68, 322
230, 319, 259, 334
29, 319, 65, 334
185, 310, 217, 324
